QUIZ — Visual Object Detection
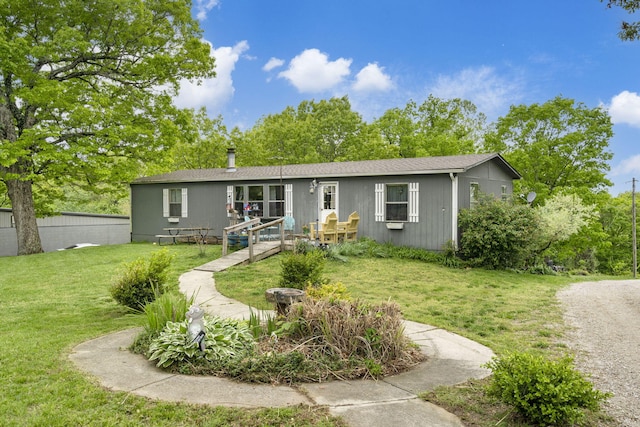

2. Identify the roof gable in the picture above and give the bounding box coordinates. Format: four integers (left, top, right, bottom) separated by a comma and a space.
132, 153, 520, 184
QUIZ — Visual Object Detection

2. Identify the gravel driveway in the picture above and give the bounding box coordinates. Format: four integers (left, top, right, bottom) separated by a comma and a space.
558, 280, 640, 427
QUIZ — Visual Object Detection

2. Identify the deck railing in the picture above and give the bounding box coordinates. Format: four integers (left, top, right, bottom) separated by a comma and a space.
222, 217, 286, 262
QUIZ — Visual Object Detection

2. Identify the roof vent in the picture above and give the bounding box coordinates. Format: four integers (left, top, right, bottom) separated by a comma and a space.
226, 148, 236, 172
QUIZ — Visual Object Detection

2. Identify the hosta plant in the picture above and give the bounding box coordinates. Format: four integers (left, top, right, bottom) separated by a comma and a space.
148, 316, 254, 368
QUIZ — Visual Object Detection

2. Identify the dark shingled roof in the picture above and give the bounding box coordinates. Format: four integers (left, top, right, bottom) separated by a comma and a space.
132, 153, 520, 184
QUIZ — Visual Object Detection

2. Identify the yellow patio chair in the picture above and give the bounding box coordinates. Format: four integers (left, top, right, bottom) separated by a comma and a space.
314, 212, 338, 244
338, 211, 360, 242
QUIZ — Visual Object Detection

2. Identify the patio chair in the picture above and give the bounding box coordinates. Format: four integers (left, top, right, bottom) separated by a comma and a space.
338, 211, 360, 242
283, 215, 295, 240
312, 212, 338, 244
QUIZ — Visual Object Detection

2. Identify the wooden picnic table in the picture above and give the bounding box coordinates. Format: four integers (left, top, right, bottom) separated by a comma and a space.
156, 227, 212, 245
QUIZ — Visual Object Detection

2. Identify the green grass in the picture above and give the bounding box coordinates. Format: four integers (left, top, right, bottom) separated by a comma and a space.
216, 254, 612, 356
0, 243, 343, 427
215, 252, 621, 427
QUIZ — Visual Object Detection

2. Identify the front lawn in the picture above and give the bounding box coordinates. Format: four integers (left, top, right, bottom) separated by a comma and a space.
0, 243, 341, 427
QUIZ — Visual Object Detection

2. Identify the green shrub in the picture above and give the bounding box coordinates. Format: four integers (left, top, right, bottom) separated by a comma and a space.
305, 282, 351, 302
485, 352, 611, 426
459, 196, 540, 269
110, 249, 174, 310
148, 316, 254, 368
279, 251, 325, 289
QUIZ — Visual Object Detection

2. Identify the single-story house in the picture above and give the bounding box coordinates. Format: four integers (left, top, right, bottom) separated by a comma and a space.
130, 150, 520, 251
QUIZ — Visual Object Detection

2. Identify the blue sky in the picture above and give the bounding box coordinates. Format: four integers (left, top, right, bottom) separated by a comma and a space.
176, 1, 640, 196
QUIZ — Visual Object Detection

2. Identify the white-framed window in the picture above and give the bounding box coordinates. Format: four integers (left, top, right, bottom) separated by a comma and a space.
247, 185, 264, 217
375, 182, 419, 222
501, 185, 508, 202
470, 182, 480, 208
386, 184, 408, 221
235, 184, 290, 218
163, 188, 188, 217
268, 184, 284, 217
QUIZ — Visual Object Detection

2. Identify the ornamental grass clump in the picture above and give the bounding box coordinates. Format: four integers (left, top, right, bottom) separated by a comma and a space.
485, 352, 611, 426
143, 291, 195, 335
285, 298, 423, 378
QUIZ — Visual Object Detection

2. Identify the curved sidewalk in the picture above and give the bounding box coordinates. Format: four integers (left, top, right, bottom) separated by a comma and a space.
70, 266, 495, 427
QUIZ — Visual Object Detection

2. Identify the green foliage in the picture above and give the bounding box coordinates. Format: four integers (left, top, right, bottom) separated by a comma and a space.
148, 317, 254, 369
143, 291, 196, 335
110, 249, 174, 310
1, 0, 215, 255
604, 0, 640, 41
597, 192, 634, 274
459, 196, 540, 269
485, 352, 611, 425
305, 282, 351, 302
225, 350, 311, 383
484, 96, 613, 206
537, 193, 596, 246
372, 95, 486, 157
247, 309, 289, 339
441, 240, 460, 268
293, 239, 316, 254
279, 251, 326, 289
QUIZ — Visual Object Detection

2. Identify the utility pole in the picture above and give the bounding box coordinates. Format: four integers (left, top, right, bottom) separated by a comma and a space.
633, 178, 637, 278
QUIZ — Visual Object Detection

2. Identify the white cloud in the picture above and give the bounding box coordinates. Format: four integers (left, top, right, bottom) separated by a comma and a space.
430, 66, 521, 117
174, 40, 249, 113
194, 0, 220, 21
608, 91, 640, 127
263, 57, 284, 72
352, 63, 393, 92
612, 154, 640, 176
278, 48, 352, 93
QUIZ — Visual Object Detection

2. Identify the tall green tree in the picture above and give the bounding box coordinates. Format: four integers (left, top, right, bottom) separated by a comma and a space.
293, 97, 368, 162
0, 0, 215, 255
170, 109, 230, 170
484, 96, 614, 205
603, 0, 640, 40
238, 96, 394, 166
373, 95, 485, 158
596, 192, 635, 274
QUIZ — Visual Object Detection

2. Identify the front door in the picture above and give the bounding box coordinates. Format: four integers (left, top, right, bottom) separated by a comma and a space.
318, 182, 338, 224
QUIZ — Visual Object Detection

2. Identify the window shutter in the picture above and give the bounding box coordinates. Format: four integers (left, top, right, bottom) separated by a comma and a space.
285, 184, 293, 217
181, 188, 188, 217
226, 185, 233, 206
375, 183, 384, 222
409, 182, 419, 222
162, 189, 169, 217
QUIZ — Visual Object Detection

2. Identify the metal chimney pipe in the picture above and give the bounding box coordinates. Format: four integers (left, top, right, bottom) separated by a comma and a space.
226, 148, 236, 172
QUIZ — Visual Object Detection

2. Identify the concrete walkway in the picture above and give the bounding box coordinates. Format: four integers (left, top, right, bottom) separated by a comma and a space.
70, 257, 495, 427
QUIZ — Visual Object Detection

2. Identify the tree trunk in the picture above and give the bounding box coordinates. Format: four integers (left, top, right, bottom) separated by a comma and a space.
6, 178, 43, 255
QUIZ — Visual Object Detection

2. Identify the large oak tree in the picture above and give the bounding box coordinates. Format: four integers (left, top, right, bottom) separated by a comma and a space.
484, 96, 614, 205
0, 0, 215, 255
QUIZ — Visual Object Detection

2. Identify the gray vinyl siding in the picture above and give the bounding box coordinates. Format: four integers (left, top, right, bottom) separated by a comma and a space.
130, 154, 519, 251
458, 163, 515, 208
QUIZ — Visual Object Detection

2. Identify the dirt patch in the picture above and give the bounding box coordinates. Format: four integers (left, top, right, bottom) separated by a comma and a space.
558, 280, 640, 427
